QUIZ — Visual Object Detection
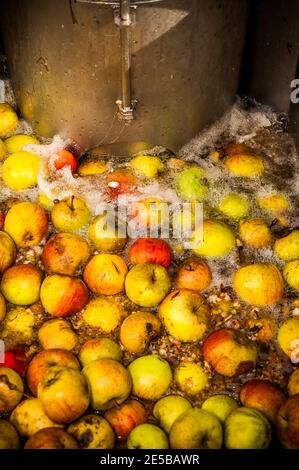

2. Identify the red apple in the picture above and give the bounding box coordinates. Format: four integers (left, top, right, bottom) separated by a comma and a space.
105, 170, 136, 200
54, 149, 77, 172
175, 257, 212, 291
26, 349, 80, 396
24, 427, 79, 449
104, 400, 147, 440
240, 379, 286, 423
2, 349, 27, 376
128, 238, 172, 267
276, 395, 299, 448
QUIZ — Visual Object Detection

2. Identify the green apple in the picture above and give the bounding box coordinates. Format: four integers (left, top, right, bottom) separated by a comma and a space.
218, 193, 249, 219
79, 338, 123, 366
175, 361, 208, 395
224, 407, 271, 449
192, 219, 235, 257
1, 264, 42, 305
125, 263, 171, 307
128, 354, 172, 400
127, 423, 169, 449
153, 395, 192, 433
130, 155, 164, 179
202, 395, 238, 422
176, 167, 209, 202
51, 196, 91, 232
169, 407, 223, 449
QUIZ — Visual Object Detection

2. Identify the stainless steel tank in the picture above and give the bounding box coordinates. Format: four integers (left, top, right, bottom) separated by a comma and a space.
0, 0, 248, 152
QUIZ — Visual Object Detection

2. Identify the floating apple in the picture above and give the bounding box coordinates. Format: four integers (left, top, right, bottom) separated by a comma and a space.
83, 254, 128, 295
277, 317, 299, 360
83, 358, 132, 411
125, 263, 171, 307
1, 264, 42, 305
68, 415, 115, 449
128, 238, 172, 267
40, 274, 89, 317
104, 400, 147, 441
288, 370, 299, 396
192, 219, 235, 257
79, 338, 123, 367
218, 193, 249, 219
4, 201, 48, 247
88, 212, 127, 252
4, 134, 39, 153
38, 319, 79, 350
240, 379, 286, 423
176, 166, 209, 202
119, 311, 161, 354
1, 307, 36, 345
51, 196, 90, 232
128, 354, 172, 401
127, 423, 169, 449
0, 367, 24, 413
201, 395, 238, 422
169, 407, 223, 449
0, 420, 20, 449
158, 289, 210, 342
130, 155, 164, 179
42, 232, 91, 275
203, 328, 258, 377
283, 260, 299, 291
24, 427, 79, 449
78, 159, 107, 176
233, 263, 284, 306
224, 407, 271, 449
175, 257, 212, 291
225, 153, 264, 177
239, 218, 272, 248
54, 149, 77, 172
10, 398, 61, 437
274, 230, 299, 261
174, 361, 208, 395
257, 193, 289, 214
2, 151, 40, 190
130, 197, 168, 230
153, 395, 192, 433
82, 296, 126, 333
0, 231, 16, 273
26, 349, 80, 396
0, 103, 18, 137
105, 170, 136, 200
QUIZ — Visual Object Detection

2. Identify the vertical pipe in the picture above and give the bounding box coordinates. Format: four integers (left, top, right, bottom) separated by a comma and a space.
119, 0, 132, 112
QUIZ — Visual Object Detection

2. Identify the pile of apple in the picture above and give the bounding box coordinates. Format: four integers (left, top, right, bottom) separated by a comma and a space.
0, 103, 299, 449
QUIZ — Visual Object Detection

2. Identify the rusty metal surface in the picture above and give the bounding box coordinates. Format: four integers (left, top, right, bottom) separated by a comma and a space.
0, 0, 248, 151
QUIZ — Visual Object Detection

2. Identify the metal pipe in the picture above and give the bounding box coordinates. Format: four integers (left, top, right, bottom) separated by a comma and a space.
119, 0, 131, 111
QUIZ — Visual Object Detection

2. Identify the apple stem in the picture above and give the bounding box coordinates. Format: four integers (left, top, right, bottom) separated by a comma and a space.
70, 195, 75, 211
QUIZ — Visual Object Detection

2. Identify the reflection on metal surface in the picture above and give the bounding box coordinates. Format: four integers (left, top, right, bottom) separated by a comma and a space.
89, 140, 155, 157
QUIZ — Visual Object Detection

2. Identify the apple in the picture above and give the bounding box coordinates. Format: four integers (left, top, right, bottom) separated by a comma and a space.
38, 319, 79, 350
127, 423, 169, 449
224, 407, 271, 449
1, 264, 42, 305
257, 193, 289, 214
288, 369, 299, 396
38, 366, 90, 424
240, 379, 286, 423
24, 427, 79, 449
26, 349, 80, 396
42, 232, 91, 275
0, 103, 18, 137
78, 159, 107, 176
169, 407, 223, 449
128, 238, 172, 267
119, 311, 161, 354
38, 193, 54, 210
4, 201, 48, 247
202, 395, 238, 422
0, 420, 20, 449
104, 400, 147, 441
158, 289, 210, 342
79, 338, 123, 367
128, 354, 172, 400
174, 361, 208, 395
51, 196, 91, 232
1, 307, 36, 345
130, 197, 169, 230
0, 367, 24, 413
40, 274, 89, 317
105, 170, 136, 200
218, 193, 249, 220
82, 358, 132, 411
68, 415, 115, 449
89, 212, 127, 252
203, 328, 258, 377
239, 218, 272, 248
277, 317, 299, 360
0, 292, 6, 321
277, 395, 299, 448
283, 260, 299, 291
4, 134, 39, 153
233, 263, 284, 306
225, 153, 264, 177
0, 231, 16, 273
10, 398, 61, 437
2, 151, 40, 190
54, 149, 77, 172
125, 263, 171, 307
130, 155, 164, 179
82, 296, 126, 333
175, 257, 212, 291
192, 219, 235, 257
176, 166, 209, 202
274, 230, 299, 261
153, 395, 192, 433
224, 143, 251, 156
83, 254, 128, 296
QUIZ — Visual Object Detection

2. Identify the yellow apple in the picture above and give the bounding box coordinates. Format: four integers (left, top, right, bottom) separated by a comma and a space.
0, 420, 20, 449
82, 296, 126, 333
1, 307, 36, 345
127, 423, 169, 449
1, 264, 42, 305
10, 398, 61, 437
201, 395, 238, 422
283, 260, 299, 291
274, 230, 299, 261
224, 407, 271, 449
225, 153, 264, 177
79, 338, 123, 367
78, 159, 107, 176
257, 193, 289, 214
5, 134, 39, 153
239, 218, 272, 248
277, 317, 299, 360
88, 212, 127, 252
83, 254, 128, 296
0, 231, 16, 273
38, 319, 79, 350
125, 263, 171, 307
192, 219, 235, 257
38, 193, 54, 210
128, 354, 172, 400
0, 103, 18, 137
130, 155, 164, 178
174, 361, 208, 395
120, 311, 161, 354
51, 196, 91, 232
4, 201, 48, 247
2, 151, 40, 190
0, 367, 24, 413
153, 395, 192, 433
218, 193, 249, 219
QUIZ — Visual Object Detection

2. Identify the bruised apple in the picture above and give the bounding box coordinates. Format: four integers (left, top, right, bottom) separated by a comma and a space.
125, 263, 171, 307
128, 354, 172, 400
79, 338, 123, 367
38, 366, 90, 424
0, 231, 16, 273
240, 379, 286, 423
203, 328, 258, 377
276, 395, 299, 448
83, 254, 128, 295
26, 349, 80, 396
175, 257, 212, 291
25, 427, 79, 449
51, 196, 90, 233
239, 218, 272, 248
40, 274, 89, 317
1, 264, 42, 305
83, 359, 132, 411
42, 232, 91, 275
0, 367, 24, 413
128, 238, 172, 267
0, 420, 20, 449
1, 307, 36, 345
4, 201, 48, 247
119, 311, 161, 354
10, 398, 60, 437
82, 296, 126, 333
68, 415, 115, 449
104, 400, 147, 441
38, 319, 79, 350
